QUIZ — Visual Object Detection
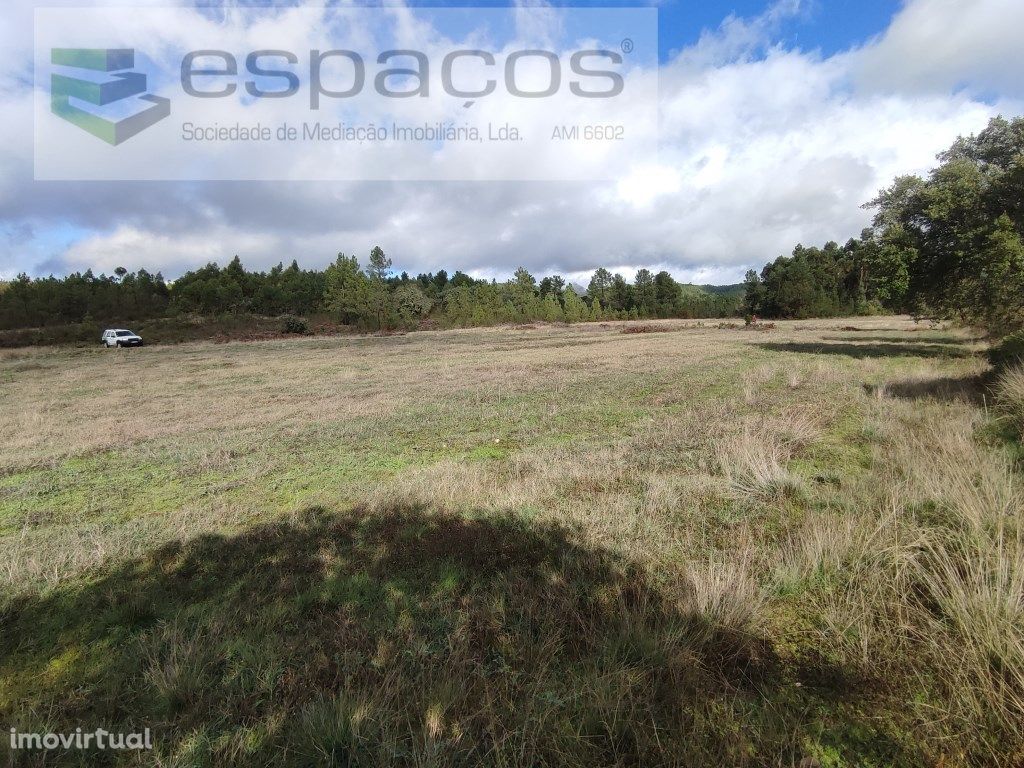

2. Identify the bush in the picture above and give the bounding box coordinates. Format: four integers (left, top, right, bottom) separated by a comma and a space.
857, 299, 887, 316
281, 315, 309, 335
988, 330, 1024, 373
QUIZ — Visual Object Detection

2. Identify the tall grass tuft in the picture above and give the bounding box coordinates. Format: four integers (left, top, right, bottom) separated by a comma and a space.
687, 555, 765, 638
995, 363, 1024, 438
717, 426, 803, 500
910, 530, 1024, 753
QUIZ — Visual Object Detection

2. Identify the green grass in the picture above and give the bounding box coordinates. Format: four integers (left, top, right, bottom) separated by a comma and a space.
0, 361, 708, 542
0, 317, 1020, 766
1, 506, 922, 767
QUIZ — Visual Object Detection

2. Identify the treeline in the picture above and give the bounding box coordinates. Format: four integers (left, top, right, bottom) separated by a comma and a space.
0, 248, 740, 333
745, 116, 1024, 336
741, 237, 905, 320
0, 268, 172, 330
317, 250, 739, 329
0, 260, 325, 330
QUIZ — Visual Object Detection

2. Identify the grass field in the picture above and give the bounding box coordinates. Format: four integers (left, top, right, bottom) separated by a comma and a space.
1, 317, 1022, 766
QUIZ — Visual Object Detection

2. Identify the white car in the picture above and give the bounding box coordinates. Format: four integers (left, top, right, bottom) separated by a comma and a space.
101, 329, 144, 348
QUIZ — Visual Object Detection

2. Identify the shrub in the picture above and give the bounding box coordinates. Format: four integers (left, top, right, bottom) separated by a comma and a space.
281, 315, 309, 335
620, 324, 671, 335
988, 330, 1024, 373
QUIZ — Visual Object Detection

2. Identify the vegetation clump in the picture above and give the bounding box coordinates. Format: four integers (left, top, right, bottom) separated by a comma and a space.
280, 315, 309, 334
995, 363, 1024, 437
620, 323, 674, 334
989, 330, 1024, 373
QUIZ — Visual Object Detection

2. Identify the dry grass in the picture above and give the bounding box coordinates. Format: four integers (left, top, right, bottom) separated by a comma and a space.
687, 555, 765, 637
716, 418, 806, 501
996, 363, 1024, 437
1, 316, 1021, 766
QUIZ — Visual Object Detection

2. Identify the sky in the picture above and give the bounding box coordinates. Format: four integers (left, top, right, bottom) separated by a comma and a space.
2, 0, 1023, 286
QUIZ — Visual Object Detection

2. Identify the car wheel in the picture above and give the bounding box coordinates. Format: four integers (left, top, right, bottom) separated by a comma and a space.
116, 341, 123, 348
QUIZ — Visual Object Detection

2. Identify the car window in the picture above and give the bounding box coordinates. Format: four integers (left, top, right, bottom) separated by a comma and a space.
116, 331, 133, 337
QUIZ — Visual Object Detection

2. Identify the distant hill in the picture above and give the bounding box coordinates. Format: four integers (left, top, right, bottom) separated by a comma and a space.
572, 282, 741, 299
570, 281, 741, 318
698, 283, 745, 297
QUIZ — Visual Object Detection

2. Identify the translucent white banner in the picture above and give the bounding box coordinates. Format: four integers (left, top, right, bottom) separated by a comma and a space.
34, 7, 658, 181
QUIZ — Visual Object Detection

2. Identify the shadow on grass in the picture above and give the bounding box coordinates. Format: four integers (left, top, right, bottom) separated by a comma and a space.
1, 505, 911, 767
865, 374, 990, 406
757, 341, 973, 360
820, 334, 972, 346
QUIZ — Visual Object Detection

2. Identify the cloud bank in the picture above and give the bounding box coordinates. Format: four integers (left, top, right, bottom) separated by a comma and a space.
1, 0, 1021, 284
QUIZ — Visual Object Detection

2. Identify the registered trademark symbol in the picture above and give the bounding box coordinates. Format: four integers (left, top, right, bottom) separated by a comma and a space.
620, 38, 634, 54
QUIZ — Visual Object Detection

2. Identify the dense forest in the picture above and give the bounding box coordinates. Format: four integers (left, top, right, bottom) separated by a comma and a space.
2, 116, 1021, 342
0, 249, 741, 334
743, 116, 1024, 338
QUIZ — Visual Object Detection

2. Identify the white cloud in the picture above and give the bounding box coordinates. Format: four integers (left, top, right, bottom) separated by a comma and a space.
854, 0, 1024, 97
60, 224, 272, 276
0, 0, 1021, 284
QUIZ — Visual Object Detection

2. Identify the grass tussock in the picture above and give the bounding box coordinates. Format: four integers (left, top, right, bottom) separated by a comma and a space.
687, 556, 765, 639
890, 410, 1021, 531
995, 363, 1024, 437
717, 424, 804, 501
910, 531, 1024, 749
783, 395, 1024, 762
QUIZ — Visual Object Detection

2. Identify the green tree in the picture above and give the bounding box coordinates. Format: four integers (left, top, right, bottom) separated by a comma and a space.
562, 285, 587, 323
324, 253, 372, 326
866, 116, 1024, 333
633, 269, 656, 317
367, 246, 392, 282
361, 247, 396, 329
513, 267, 536, 291
508, 267, 541, 321
539, 275, 566, 302
587, 268, 613, 308
653, 271, 680, 318
394, 283, 434, 328
742, 270, 763, 318
540, 292, 563, 322
443, 284, 475, 326
979, 214, 1024, 333
609, 273, 632, 314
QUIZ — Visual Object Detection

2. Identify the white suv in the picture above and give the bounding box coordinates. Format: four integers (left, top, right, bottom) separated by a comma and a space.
101, 329, 144, 348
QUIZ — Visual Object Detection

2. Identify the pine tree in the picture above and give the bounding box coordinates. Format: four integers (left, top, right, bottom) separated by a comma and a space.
563, 286, 587, 323
366, 246, 392, 282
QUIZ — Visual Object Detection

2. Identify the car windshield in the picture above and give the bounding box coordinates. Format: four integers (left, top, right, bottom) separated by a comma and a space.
115, 331, 135, 337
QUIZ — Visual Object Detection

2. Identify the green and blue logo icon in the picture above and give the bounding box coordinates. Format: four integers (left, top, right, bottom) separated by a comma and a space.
51, 48, 170, 146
